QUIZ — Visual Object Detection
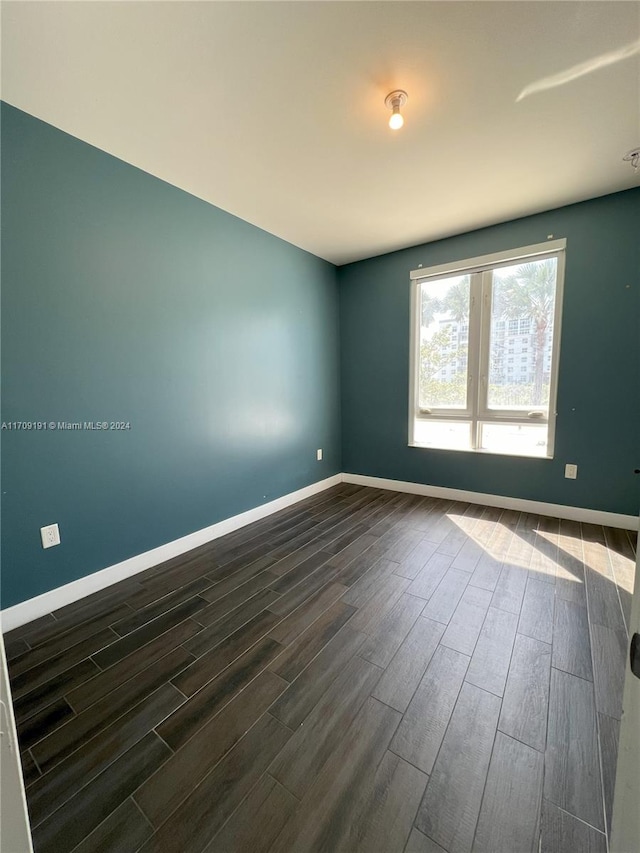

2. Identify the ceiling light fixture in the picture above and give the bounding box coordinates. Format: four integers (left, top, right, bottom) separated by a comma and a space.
385, 90, 408, 130
623, 147, 640, 171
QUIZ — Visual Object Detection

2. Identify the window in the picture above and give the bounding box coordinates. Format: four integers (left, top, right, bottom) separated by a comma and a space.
409, 240, 565, 458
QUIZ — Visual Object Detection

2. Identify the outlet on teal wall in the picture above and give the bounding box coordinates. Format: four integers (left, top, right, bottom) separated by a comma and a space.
338, 189, 640, 517
1, 103, 342, 608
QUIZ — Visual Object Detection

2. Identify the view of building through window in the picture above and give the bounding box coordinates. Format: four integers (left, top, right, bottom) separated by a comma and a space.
488, 259, 556, 410
419, 260, 556, 414
419, 274, 470, 411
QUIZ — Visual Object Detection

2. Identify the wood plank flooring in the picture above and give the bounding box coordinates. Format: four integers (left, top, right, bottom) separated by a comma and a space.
5, 484, 636, 853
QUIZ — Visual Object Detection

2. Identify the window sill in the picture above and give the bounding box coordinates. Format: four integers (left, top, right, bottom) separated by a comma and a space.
408, 442, 553, 460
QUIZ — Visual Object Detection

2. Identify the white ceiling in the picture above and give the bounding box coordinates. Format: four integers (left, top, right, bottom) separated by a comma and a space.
2, 1, 639, 265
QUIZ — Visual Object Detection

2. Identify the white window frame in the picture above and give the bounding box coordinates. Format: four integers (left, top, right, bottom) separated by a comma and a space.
408, 239, 566, 458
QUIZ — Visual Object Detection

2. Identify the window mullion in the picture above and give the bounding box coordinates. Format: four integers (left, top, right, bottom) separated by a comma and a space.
476, 271, 493, 439
467, 273, 484, 449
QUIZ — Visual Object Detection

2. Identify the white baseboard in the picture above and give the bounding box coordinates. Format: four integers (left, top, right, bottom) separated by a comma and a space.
0, 474, 342, 633
4, 470, 637, 633
342, 473, 639, 531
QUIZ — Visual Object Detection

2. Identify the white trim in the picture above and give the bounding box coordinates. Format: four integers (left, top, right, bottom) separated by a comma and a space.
408, 275, 420, 447
468, 273, 485, 445
341, 473, 639, 531
0, 474, 342, 633
410, 238, 567, 280
545, 246, 565, 457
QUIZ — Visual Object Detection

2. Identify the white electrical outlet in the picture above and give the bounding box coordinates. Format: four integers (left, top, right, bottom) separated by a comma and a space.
316, 448, 323, 461
40, 523, 61, 549
565, 463, 578, 480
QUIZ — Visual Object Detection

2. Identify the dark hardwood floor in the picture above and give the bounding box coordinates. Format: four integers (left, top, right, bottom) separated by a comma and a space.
5, 484, 636, 853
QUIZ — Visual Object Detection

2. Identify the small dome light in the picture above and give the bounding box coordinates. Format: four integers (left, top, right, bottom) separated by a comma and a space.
385, 90, 408, 131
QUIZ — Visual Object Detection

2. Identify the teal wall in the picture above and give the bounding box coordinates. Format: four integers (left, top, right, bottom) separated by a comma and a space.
1, 103, 341, 608
339, 189, 640, 517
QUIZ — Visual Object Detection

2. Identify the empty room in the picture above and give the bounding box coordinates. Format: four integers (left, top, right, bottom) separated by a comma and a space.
1, 2, 639, 852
